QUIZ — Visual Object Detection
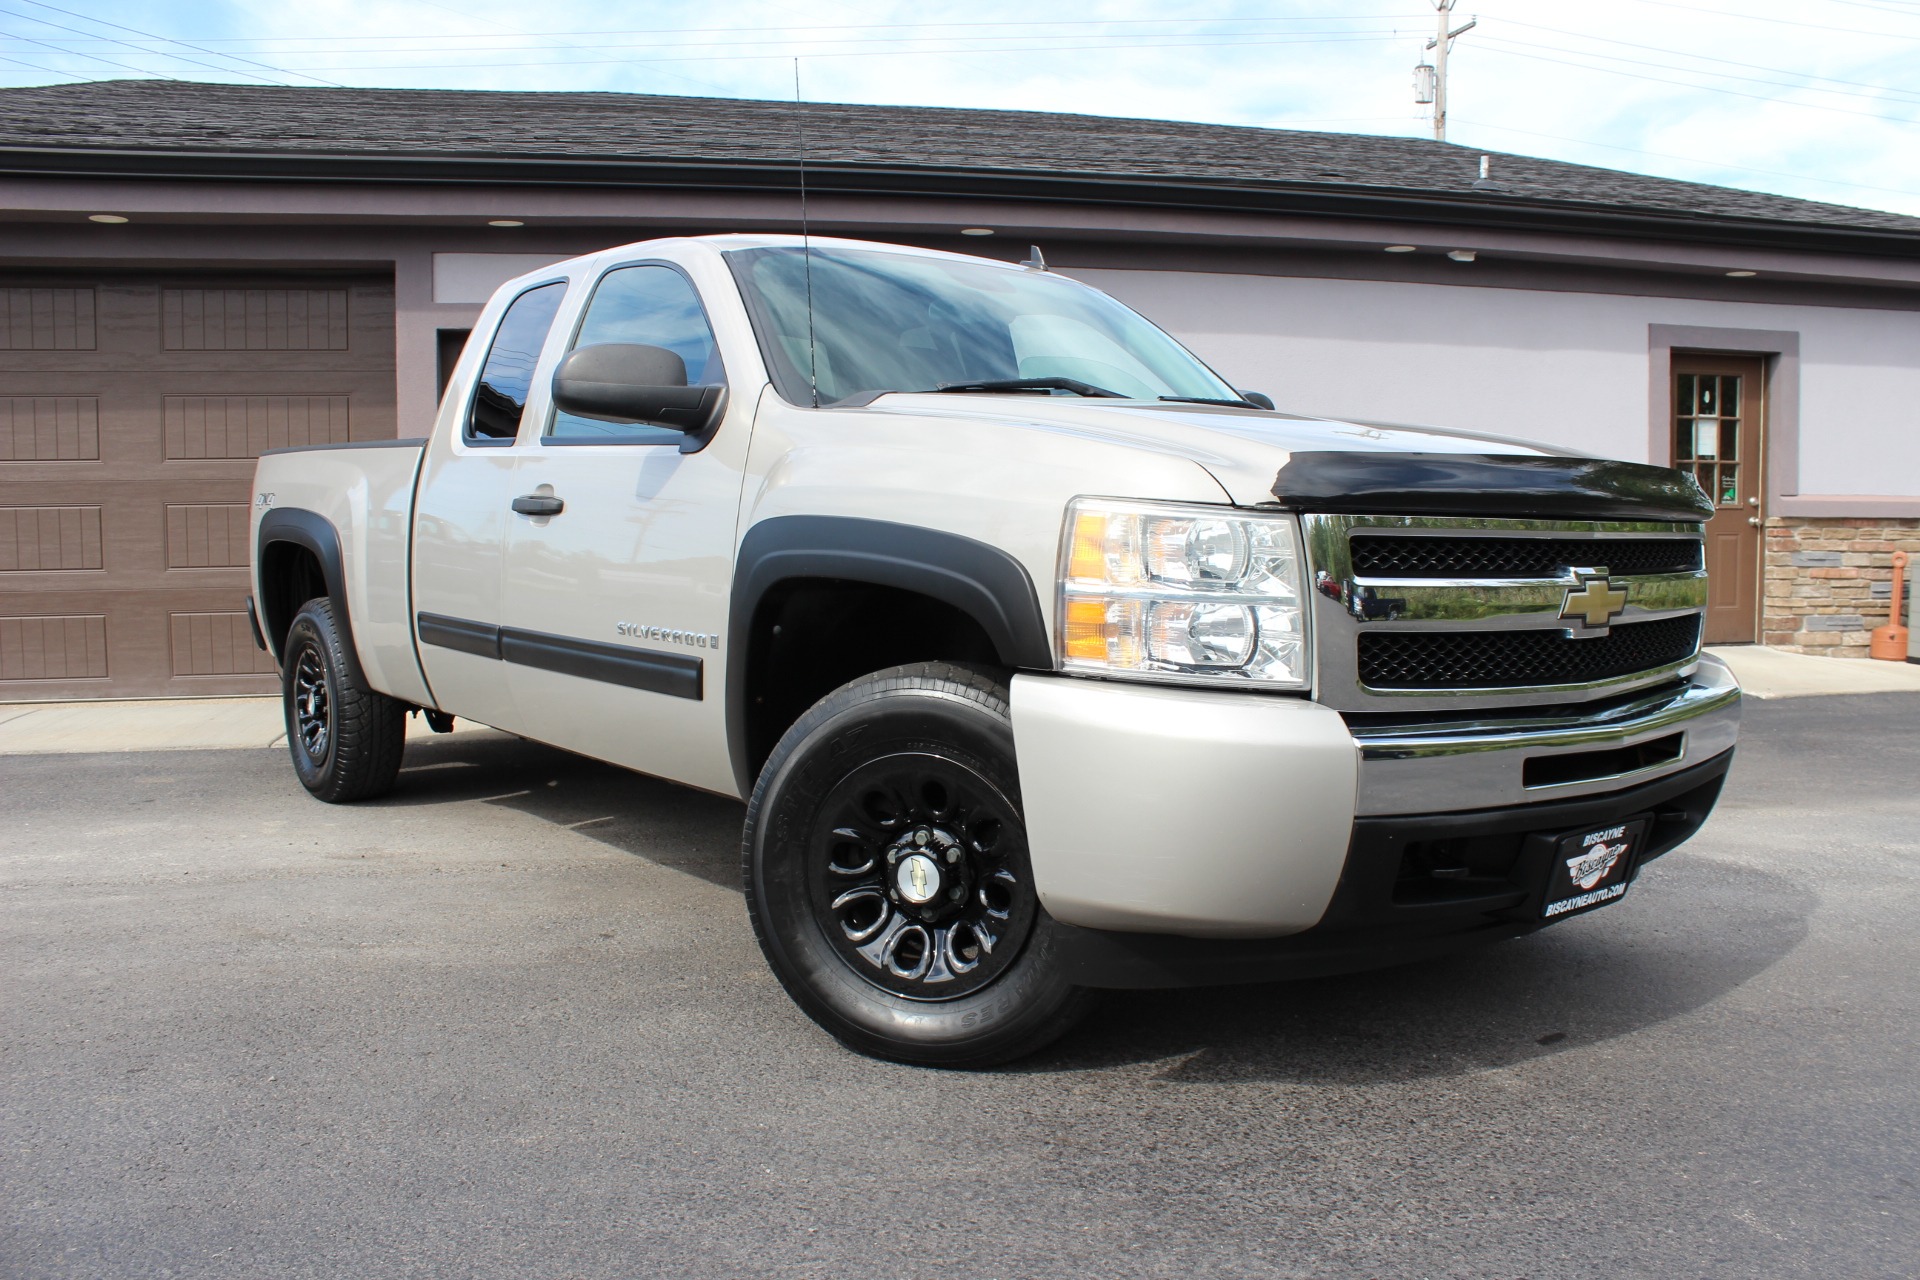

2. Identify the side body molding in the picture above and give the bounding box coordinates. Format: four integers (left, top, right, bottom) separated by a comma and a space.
726, 515, 1055, 793
256, 506, 359, 678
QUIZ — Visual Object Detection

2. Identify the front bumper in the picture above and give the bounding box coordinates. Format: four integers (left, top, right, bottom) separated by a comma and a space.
1049, 749, 1732, 988
1350, 654, 1740, 815
1009, 658, 1738, 940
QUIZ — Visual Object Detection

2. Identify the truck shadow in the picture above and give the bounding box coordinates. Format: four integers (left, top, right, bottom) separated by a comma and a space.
375, 729, 1813, 1087
379, 730, 746, 891
1024, 855, 1813, 1085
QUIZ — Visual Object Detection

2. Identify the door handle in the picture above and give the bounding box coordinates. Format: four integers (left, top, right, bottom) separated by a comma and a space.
512, 494, 564, 517
1748, 516, 1761, 527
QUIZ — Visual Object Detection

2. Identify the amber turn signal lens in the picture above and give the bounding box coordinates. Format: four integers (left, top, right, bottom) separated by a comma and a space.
1067, 512, 1108, 581
1063, 597, 1111, 660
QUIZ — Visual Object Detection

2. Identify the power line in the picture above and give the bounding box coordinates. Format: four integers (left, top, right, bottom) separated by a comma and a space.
0, 5, 286, 85
0, 25, 178, 79
397, 0, 739, 100
262, 33, 1413, 74
1478, 34, 1920, 109
7, 0, 344, 87
1472, 40, 1920, 126
0, 47, 97, 78
1499, 17, 1920, 103
1627, 0, 1920, 43
95, 13, 1438, 46
17, 24, 1424, 60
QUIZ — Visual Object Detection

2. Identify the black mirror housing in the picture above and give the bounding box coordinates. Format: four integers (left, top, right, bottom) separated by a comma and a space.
1239, 390, 1276, 411
551, 343, 727, 443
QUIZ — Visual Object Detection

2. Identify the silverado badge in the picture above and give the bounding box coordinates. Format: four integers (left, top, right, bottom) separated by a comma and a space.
1560, 571, 1629, 629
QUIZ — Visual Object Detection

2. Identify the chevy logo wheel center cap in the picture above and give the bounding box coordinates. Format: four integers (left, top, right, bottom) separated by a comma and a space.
895, 853, 942, 905
1560, 571, 1630, 629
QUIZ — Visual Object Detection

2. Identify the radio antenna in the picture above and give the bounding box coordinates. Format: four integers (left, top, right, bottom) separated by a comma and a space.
793, 58, 819, 408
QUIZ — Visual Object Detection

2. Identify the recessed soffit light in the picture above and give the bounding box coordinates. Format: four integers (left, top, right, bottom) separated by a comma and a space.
1726, 270, 1757, 278
488, 219, 524, 227
88, 213, 129, 224
1384, 244, 1417, 253
960, 227, 995, 236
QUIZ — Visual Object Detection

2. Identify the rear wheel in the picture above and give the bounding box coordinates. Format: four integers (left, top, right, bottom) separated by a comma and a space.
743, 662, 1092, 1067
282, 598, 406, 803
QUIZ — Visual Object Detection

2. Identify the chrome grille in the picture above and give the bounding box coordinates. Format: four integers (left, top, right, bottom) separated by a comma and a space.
1303, 514, 1709, 713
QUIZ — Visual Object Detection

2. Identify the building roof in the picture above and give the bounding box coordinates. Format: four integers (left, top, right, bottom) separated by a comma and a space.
4, 79, 1917, 251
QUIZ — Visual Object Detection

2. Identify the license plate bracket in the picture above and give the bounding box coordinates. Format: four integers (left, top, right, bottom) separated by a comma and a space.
1541, 817, 1648, 920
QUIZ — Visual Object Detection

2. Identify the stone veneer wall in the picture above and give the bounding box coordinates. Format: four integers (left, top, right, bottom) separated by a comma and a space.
1762, 517, 1920, 656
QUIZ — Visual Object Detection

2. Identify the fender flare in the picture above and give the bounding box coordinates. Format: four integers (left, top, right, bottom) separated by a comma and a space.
726, 515, 1054, 794
256, 507, 363, 681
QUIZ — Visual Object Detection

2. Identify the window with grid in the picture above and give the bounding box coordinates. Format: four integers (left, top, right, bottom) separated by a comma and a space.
1674, 372, 1744, 507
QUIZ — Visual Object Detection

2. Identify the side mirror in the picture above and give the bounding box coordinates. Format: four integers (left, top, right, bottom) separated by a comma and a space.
1239, 390, 1275, 411
551, 343, 726, 437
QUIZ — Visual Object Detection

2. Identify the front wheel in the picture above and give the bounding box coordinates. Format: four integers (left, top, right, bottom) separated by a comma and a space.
742, 662, 1092, 1067
282, 597, 406, 803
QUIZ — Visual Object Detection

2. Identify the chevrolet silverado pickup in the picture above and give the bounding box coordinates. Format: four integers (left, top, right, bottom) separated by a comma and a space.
249, 234, 1740, 1065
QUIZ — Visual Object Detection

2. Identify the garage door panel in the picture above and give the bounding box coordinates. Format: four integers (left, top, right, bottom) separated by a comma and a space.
0, 505, 103, 571
0, 286, 96, 351
0, 272, 393, 700
0, 612, 108, 682
1, 396, 101, 460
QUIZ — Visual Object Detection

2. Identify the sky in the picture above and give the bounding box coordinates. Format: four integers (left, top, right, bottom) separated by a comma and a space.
3, 0, 1918, 217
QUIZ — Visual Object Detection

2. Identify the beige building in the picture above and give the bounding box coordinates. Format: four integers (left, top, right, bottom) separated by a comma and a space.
3, 79, 1917, 700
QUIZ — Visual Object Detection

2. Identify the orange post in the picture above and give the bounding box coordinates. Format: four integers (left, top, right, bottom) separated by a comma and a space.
1870, 550, 1909, 661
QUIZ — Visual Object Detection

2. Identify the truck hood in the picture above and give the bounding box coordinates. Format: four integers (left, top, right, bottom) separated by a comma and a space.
868, 393, 1565, 507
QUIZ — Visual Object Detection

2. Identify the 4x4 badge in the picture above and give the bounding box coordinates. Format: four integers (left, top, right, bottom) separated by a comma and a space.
1560, 572, 1629, 628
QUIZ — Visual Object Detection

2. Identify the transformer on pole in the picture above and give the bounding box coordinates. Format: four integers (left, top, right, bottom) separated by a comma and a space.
1420, 1, 1477, 142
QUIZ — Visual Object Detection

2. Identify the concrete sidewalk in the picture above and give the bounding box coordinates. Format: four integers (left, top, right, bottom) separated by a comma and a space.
0, 647, 1913, 754
0, 696, 489, 755
1706, 644, 1920, 699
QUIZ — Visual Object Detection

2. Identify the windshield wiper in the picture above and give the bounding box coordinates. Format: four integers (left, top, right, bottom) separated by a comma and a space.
1159, 395, 1262, 409
932, 377, 1125, 399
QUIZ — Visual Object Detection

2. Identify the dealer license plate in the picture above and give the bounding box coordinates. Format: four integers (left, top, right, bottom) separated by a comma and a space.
1541, 818, 1647, 920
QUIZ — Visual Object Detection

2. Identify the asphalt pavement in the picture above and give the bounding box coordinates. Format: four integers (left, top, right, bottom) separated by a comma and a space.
3, 694, 1916, 1279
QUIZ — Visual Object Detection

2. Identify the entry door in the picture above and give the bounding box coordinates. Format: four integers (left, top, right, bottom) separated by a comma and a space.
411, 279, 569, 731
1673, 355, 1766, 644
499, 262, 747, 797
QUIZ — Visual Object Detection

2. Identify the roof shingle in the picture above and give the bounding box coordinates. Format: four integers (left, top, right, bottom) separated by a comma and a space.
3, 79, 1915, 236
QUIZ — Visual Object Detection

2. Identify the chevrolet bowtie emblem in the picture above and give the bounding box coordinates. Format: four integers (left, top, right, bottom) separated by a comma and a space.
1561, 573, 1629, 628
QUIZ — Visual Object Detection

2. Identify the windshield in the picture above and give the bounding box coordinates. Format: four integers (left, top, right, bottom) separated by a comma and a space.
725, 245, 1240, 406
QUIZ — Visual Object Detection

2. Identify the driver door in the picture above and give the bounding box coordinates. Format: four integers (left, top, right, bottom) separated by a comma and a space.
498, 260, 749, 796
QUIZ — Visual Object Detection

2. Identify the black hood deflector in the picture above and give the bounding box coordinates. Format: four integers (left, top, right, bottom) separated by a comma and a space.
1270, 452, 1713, 523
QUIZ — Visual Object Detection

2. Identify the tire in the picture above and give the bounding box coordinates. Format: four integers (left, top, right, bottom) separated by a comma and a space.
743, 662, 1093, 1067
281, 597, 407, 803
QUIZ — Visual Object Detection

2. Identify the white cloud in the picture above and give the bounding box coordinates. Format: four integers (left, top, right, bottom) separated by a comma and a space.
4, 0, 1916, 215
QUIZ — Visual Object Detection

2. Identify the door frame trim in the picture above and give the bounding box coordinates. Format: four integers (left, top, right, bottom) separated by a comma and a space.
1648, 324, 1920, 518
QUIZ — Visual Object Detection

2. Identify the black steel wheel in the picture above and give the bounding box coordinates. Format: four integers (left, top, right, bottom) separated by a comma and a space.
281, 597, 407, 803
744, 662, 1092, 1067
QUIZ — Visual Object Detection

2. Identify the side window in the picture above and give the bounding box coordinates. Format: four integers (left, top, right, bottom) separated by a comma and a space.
465, 282, 566, 444
549, 265, 724, 445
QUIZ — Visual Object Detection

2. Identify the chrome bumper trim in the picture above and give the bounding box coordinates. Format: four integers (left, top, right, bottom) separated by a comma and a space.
1351, 653, 1741, 816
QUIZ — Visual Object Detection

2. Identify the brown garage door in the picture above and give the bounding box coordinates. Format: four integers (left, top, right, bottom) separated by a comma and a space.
1, 273, 395, 700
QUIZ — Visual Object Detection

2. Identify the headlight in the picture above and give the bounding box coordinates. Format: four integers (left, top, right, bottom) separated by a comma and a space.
1057, 498, 1310, 689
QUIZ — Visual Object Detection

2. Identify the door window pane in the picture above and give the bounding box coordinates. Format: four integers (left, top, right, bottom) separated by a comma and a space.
467, 282, 566, 443
549, 265, 724, 445
1673, 368, 1748, 510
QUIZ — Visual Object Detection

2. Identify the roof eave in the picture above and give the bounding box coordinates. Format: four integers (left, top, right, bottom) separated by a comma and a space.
3, 145, 1917, 260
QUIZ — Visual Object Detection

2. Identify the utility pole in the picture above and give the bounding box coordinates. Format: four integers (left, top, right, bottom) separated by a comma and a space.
1424, 1, 1477, 142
